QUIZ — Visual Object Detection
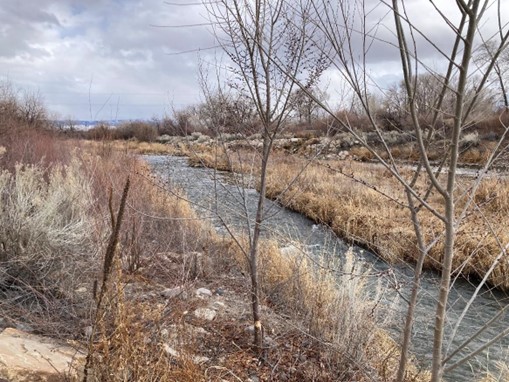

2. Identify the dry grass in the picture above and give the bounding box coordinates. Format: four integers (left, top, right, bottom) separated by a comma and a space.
0, 129, 429, 380
175, 141, 509, 290
266, 155, 509, 289
217, 234, 426, 381
81, 260, 205, 382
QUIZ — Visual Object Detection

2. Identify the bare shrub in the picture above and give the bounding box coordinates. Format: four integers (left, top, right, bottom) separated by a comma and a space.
0, 81, 48, 132
113, 121, 158, 142
85, 123, 114, 141
83, 260, 204, 382
0, 155, 97, 331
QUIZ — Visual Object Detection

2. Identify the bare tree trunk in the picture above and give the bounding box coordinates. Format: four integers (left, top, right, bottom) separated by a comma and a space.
249, 134, 271, 350
431, 4, 479, 380
396, 193, 428, 382
206, 0, 327, 351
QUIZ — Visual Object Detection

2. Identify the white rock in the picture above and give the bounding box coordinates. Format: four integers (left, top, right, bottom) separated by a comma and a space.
192, 326, 209, 335
194, 308, 216, 321
161, 286, 185, 299
196, 288, 213, 298
163, 344, 178, 357
163, 344, 209, 364
193, 355, 210, 364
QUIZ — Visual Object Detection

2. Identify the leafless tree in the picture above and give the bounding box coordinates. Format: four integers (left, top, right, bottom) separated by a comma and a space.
476, 39, 509, 110
205, 0, 328, 351
20, 90, 47, 129
197, 83, 258, 134
289, 85, 328, 125
267, 0, 509, 380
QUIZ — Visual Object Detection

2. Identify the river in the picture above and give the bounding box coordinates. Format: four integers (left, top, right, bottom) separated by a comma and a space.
146, 155, 509, 381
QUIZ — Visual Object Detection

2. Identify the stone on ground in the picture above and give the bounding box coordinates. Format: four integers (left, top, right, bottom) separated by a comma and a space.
0, 328, 84, 381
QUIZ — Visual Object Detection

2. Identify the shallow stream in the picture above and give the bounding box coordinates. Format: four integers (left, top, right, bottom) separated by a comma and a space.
146, 155, 509, 381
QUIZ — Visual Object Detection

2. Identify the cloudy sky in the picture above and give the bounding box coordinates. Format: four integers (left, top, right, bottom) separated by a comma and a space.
0, 1, 506, 121
0, 0, 217, 120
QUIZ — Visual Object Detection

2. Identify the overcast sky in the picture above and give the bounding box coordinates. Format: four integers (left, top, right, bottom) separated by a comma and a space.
0, 1, 506, 121
0, 0, 216, 120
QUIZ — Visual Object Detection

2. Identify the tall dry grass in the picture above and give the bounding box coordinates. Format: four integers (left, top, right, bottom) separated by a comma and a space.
263, 154, 509, 289
80, 256, 205, 382
219, 234, 426, 380
179, 142, 509, 290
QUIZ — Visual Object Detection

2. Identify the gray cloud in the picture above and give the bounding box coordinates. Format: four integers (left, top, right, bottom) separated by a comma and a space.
0, 0, 215, 120
0, 1, 506, 120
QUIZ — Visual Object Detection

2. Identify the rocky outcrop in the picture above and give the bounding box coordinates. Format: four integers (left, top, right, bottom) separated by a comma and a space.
0, 328, 84, 381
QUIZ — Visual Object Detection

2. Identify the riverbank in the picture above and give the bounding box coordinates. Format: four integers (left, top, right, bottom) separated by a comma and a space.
0, 133, 429, 380
128, 137, 509, 292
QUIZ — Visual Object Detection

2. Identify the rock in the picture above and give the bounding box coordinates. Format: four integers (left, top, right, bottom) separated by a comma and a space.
215, 287, 225, 296
264, 335, 276, 347
0, 328, 84, 381
14, 323, 33, 333
211, 301, 226, 310
157, 134, 172, 143
195, 288, 212, 298
194, 308, 216, 321
163, 344, 179, 358
75, 287, 88, 294
161, 286, 186, 299
192, 355, 210, 364
163, 324, 208, 342
163, 344, 209, 364
160, 328, 169, 340
190, 326, 208, 336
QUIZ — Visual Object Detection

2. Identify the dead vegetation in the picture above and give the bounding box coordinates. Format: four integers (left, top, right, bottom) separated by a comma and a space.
166, 141, 509, 291
0, 103, 427, 380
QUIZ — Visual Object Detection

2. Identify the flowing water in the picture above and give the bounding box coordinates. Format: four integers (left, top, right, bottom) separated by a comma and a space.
146, 155, 509, 381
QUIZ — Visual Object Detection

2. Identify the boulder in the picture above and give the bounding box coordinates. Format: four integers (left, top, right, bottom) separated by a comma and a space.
0, 328, 84, 381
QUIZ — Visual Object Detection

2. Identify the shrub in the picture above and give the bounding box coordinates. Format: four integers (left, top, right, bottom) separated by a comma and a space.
114, 121, 159, 142
0, 155, 97, 327
86, 123, 113, 140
